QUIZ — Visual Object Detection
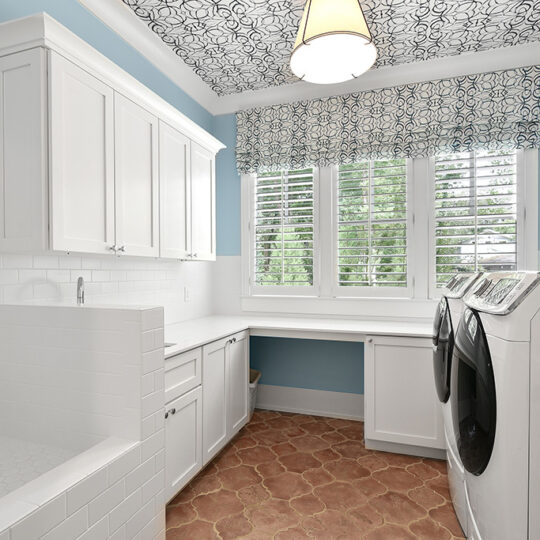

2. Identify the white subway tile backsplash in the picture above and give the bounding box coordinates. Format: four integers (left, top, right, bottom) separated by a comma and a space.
107, 446, 141, 486
33, 255, 59, 269
108, 525, 126, 540
125, 499, 154, 540
0, 270, 18, 285
76, 516, 108, 540
141, 430, 164, 462
42, 506, 88, 540
142, 470, 164, 504
108, 488, 142, 534
87, 480, 124, 526
66, 468, 108, 515
125, 458, 154, 496
11, 494, 66, 540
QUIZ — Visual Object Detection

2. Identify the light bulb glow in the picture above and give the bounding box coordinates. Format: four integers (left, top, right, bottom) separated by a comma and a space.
290, 0, 377, 85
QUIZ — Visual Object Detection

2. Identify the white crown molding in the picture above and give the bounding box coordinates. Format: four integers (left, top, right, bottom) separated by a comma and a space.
0, 12, 225, 152
79, 0, 540, 117
78, 0, 221, 114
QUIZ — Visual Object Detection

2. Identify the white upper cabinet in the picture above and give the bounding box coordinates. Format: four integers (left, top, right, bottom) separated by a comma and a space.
159, 121, 190, 259
190, 142, 216, 261
114, 94, 159, 257
0, 48, 48, 252
49, 51, 116, 254
0, 15, 225, 259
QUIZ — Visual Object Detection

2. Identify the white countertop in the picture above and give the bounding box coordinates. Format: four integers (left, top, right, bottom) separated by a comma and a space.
164, 315, 433, 358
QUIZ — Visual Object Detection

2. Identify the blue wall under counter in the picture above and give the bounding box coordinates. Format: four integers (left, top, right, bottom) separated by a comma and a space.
250, 337, 364, 394
0, 0, 213, 132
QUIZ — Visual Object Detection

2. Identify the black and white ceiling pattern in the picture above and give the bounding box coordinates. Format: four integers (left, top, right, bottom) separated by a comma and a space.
122, 0, 540, 96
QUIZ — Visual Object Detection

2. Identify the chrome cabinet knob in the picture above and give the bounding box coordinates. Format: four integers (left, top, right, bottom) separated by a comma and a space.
117, 245, 126, 253
108, 245, 117, 252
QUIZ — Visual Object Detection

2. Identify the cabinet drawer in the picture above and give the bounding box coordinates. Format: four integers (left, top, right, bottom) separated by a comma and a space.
165, 347, 202, 403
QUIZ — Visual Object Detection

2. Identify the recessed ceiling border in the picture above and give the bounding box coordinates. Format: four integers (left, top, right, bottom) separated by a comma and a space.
79, 0, 540, 118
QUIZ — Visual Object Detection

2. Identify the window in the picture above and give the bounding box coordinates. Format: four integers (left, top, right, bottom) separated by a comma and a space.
336, 159, 408, 289
252, 169, 316, 290
434, 150, 518, 287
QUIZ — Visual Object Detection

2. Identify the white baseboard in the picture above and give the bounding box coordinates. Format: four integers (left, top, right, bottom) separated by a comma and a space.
255, 384, 364, 421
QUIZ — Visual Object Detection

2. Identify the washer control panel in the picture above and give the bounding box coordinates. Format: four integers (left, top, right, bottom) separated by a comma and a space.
464, 272, 540, 314
443, 272, 483, 299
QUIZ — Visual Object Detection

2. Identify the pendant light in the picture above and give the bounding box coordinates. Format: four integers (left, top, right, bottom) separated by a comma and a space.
290, 0, 377, 85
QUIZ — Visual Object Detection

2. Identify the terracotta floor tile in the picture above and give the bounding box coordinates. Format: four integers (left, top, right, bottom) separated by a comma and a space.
324, 458, 370, 481
237, 445, 276, 466
407, 461, 440, 481
290, 493, 325, 516
263, 472, 311, 500
364, 523, 416, 540
192, 489, 244, 522
257, 460, 286, 478
369, 490, 426, 524
409, 516, 452, 539
215, 513, 253, 540
429, 502, 465, 537
333, 440, 371, 459
314, 481, 368, 510
372, 466, 424, 492
167, 519, 219, 539
165, 502, 197, 529
302, 467, 334, 487
218, 465, 262, 491
408, 485, 446, 510
246, 498, 300, 533
302, 508, 365, 539
272, 442, 298, 456
237, 483, 271, 506
274, 526, 311, 539
347, 503, 384, 533
166, 411, 463, 540
279, 452, 322, 473
290, 434, 329, 452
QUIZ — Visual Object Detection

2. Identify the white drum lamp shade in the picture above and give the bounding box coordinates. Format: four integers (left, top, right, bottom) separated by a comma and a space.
290, 0, 377, 85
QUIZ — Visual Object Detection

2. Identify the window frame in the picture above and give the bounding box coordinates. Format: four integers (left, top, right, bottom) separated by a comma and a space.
427, 149, 538, 298
240, 149, 538, 312
244, 168, 320, 297
330, 160, 415, 299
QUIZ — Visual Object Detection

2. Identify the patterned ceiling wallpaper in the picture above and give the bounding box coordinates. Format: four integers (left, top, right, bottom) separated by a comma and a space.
122, 0, 540, 96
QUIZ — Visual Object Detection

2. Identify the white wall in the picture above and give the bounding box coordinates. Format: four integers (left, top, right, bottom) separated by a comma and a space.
0, 254, 214, 324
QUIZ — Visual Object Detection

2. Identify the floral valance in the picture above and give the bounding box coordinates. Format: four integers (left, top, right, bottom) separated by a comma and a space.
236, 65, 540, 173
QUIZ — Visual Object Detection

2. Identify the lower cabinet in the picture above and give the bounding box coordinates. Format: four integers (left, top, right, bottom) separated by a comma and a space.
202, 331, 249, 465
164, 386, 202, 502
164, 330, 249, 501
364, 335, 445, 451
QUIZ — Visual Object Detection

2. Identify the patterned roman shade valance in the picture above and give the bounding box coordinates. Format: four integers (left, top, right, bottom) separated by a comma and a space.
236, 66, 540, 173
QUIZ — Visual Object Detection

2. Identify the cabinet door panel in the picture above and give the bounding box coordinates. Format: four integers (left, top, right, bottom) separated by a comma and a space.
202, 337, 228, 464
49, 52, 115, 254
165, 386, 202, 502
0, 48, 48, 252
159, 121, 190, 259
228, 333, 249, 436
365, 336, 444, 449
115, 93, 159, 257
190, 142, 215, 261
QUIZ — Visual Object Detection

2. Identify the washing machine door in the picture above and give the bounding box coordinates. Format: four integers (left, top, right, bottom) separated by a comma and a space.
451, 308, 496, 476
433, 296, 454, 403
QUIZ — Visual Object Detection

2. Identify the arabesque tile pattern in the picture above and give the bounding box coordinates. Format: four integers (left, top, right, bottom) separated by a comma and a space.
166, 411, 465, 539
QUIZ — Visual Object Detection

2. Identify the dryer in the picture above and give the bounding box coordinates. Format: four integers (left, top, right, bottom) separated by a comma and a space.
432, 272, 481, 536
452, 271, 540, 540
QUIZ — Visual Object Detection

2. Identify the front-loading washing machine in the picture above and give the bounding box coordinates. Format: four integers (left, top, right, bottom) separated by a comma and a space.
432, 272, 481, 536
451, 271, 540, 540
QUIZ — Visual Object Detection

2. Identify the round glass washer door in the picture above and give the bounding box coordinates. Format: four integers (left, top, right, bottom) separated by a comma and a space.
432, 296, 454, 403
451, 308, 497, 476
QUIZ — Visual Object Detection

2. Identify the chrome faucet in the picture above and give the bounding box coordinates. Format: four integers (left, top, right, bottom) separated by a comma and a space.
77, 276, 85, 306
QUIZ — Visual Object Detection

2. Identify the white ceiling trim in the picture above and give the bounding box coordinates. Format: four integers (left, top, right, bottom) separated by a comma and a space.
79, 0, 540, 118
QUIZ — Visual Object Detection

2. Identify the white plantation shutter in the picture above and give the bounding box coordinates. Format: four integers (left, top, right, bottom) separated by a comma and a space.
337, 159, 408, 288
434, 150, 518, 287
253, 169, 315, 287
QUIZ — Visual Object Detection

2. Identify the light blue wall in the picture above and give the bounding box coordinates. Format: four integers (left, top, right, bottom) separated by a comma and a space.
250, 337, 364, 394
213, 114, 241, 256
0, 0, 213, 132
